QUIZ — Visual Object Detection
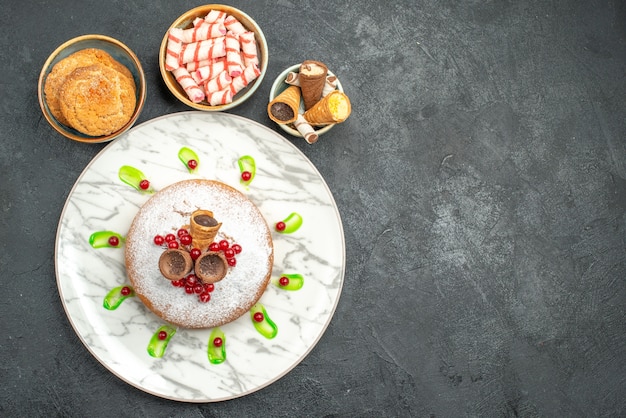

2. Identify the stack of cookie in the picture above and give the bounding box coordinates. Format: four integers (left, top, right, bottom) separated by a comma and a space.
44, 48, 137, 137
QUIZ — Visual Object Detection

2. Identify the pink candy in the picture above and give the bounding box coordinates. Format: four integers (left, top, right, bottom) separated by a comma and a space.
166, 9, 261, 105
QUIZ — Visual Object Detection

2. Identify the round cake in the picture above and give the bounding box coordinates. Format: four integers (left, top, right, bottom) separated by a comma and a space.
125, 179, 274, 328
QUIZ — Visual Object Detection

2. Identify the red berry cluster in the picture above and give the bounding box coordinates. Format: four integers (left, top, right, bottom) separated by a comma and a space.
154, 228, 202, 258
171, 273, 215, 303
208, 239, 242, 267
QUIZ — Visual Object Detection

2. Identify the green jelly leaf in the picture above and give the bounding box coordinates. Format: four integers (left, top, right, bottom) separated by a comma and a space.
277, 212, 303, 234
207, 328, 226, 364
118, 165, 154, 193
250, 303, 278, 339
89, 231, 125, 248
238, 155, 256, 186
103, 285, 135, 310
178, 147, 200, 173
147, 325, 177, 358
272, 273, 304, 291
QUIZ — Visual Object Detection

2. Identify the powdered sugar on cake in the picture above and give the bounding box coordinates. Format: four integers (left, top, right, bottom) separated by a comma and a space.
125, 179, 274, 328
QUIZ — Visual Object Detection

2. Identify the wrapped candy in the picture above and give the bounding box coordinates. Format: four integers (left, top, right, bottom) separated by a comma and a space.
172, 67, 205, 103
225, 32, 243, 77
224, 15, 246, 34
229, 63, 261, 95
191, 59, 226, 84
206, 88, 233, 106
239, 31, 258, 67
179, 37, 226, 65
204, 70, 232, 94
165, 28, 184, 71
181, 20, 226, 43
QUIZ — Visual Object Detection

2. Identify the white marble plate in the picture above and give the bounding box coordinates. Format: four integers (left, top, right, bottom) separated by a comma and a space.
55, 111, 345, 402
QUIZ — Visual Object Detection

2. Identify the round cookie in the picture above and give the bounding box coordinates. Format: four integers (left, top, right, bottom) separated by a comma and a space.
125, 179, 274, 329
59, 63, 137, 136
44, 48, 135, 125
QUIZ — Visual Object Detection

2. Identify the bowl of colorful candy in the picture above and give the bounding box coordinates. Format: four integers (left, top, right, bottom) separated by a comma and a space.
159, 5, 268, 111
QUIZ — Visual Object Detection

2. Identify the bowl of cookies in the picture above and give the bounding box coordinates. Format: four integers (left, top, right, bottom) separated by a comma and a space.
38, 34, 146, 143
159, 4, 268, 111
268, 61, 351, 144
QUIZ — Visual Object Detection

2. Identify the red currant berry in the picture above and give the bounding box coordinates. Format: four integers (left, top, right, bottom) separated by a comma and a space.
204, 283, 214, 292
168, 241, 179, 249
165, 234, 177, 242
194, 283, 204, 294
154, 235, 165, 245
139, 179, 150, 190
172, 279, 183, 287
190, 248, 201, 260
186, 274, 197, 286
158, 331, 167, 340
199, 292, 211, 303
108, 236, 120, 247
275, 221, 286, 231
187, 159, 198, 170
185, 285, 194, 294
227, 257, 237, 267
279, 276, 290, 286
232, 244, 242, 254
177, 228, 188, 237
253, 312, 264, 322
223, 248, 235, 259
219, 240, 230, 250
180, 234, 192, 246
213, 337, 223, 347
241, 171, 252, 182
209, 242, 220, 252
121, 286, 131, 296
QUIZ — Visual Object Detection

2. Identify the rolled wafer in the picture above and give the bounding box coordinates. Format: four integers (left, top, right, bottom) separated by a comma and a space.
267, 85, 301, 125
189, 209, 222, 250
293, 114, 319, 144
299, 60, 328, 110
303, 90, 351, 126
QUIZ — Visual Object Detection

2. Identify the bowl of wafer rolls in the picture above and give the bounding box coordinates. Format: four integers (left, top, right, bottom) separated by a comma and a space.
268, 62, 351, 144
159, 5, 268, 111
38, 34, 146, 143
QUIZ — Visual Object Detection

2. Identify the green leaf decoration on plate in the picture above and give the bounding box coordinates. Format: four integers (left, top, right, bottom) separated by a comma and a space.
207, 328, 226, 364
272, 273, 304, 291
250, 303, 278, 339
89, 231, 125, 248
118, 165, 154, 194
178, 147, 200, 173
103, 285, 135, 310
275, 212, 303, 234
237, 155, 256, 187
147, 325, 177, 358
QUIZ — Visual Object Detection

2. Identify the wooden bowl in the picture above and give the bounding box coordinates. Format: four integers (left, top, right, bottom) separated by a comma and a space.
159, 4, 268, 111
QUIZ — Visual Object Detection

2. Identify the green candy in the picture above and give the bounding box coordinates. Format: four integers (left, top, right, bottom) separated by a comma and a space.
276, 212, 303, 234
207, 328, 226, 364
103, 285, 135, 310
118, 165, 154, 193
147, 325, 177, 358
237, 155, 256, 186
178, 147, 200, 173
273, 273, 304, 291
250, 303, 278, 339
89, 231, 125, 248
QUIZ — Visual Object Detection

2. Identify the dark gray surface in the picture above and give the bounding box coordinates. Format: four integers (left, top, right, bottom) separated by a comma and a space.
1, 0, 625, 416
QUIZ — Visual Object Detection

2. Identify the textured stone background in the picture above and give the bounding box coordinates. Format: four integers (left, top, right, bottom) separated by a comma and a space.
1, 0, 624, 416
